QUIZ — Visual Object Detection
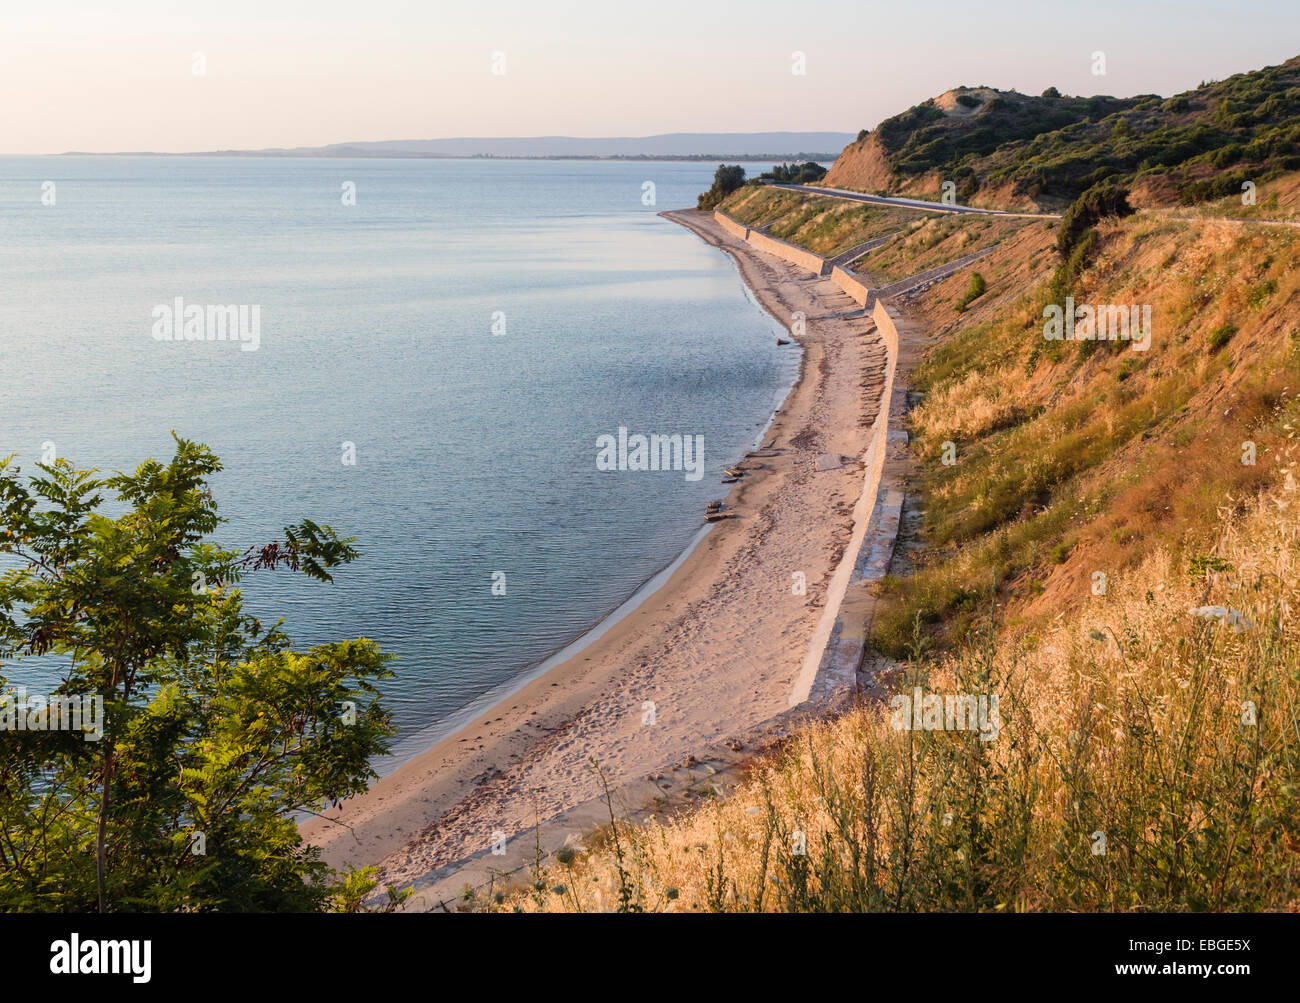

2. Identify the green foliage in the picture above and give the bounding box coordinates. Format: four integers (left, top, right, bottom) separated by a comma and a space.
955, 271, 988, 312
1188, 555, 1232, 579
1039, 181, 1134, 307
875, 101, 946, 153
0, 435, 395, 912
1208, 323, 1237, 351
1248, 278, 1278, 309
867, 58, 1300, 206
332, 865, 413, 913
759, 161, 828, 184
697, 163, 747, 210
1056, 180, 1135, 258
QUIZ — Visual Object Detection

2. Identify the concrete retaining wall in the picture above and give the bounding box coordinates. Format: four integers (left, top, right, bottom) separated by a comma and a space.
827, 231, 901, 269
872, 298, 900, 358
830, 265, 873, 308
714, 211, 750, 241
790, 298, 905, 707
744, 228, 831, 276
714, 210, 830, 277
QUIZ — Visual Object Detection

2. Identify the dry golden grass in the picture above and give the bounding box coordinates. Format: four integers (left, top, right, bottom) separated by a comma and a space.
488, 458, 1300, 912
719, 185, 923, 257
479, 198, 1300, 914
869, 203, 1300, 654
853, 215, 1033, 286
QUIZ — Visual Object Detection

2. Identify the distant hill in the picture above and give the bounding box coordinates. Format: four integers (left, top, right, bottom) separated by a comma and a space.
129, 133, 855, 161
823, 56, 1300, 209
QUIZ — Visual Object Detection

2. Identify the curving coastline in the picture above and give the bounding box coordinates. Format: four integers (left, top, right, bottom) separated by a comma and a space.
300, 208, 894, 903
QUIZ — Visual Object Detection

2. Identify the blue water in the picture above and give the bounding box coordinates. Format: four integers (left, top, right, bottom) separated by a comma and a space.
0, 156, 796, 764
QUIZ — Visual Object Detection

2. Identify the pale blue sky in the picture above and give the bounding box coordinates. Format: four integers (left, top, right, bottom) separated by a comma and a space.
4, 0, 1297, 153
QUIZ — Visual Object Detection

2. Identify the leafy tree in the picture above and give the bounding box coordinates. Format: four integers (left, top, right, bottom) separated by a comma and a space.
1056, 179, 1134, 259
697, 164, 747, 210
760, 161, 829, 185
0, 436, 394, 912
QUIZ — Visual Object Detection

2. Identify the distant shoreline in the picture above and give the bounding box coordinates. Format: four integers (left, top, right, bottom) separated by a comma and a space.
43, 130, 852, 160
51, 151, 843, 162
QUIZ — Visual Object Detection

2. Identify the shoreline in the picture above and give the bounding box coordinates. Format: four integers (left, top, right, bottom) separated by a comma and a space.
300, 208, 885, 890
379, 520, 717, 772
377, 278, 802, 773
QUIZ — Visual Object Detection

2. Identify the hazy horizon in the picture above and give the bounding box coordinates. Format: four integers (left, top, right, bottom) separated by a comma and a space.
4, 0, 1297, 155
48, 131, 860, 158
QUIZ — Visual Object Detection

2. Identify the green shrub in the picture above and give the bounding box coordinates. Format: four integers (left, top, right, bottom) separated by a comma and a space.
1248, 278, 1278, 310
1057, 181, 1135, 259
1208, 323, 1237, 351
955, 271, 988, 312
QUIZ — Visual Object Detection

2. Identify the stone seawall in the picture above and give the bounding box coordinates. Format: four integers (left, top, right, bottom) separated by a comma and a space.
706, 209, 907, 708
744, 228, 831, 276
830, 265, 873, 308
790, 298, 906, 706
714, 210, 830, 276
714, 212, 750, 241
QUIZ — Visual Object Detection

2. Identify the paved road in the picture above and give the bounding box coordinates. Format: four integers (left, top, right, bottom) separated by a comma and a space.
769, 183, 1063, 220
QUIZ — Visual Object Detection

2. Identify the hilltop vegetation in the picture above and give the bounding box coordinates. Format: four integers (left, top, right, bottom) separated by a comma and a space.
482, 56, 1300, 915
503, 59, 1300, 908
823, 56, 1300, 210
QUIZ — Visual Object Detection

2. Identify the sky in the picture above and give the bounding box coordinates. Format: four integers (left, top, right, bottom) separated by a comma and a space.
3, 0, 1298, 154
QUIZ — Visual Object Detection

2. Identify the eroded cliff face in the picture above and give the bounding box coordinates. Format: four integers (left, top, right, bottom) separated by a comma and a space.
822, 88, 1037, 206
823, 132, 895, 194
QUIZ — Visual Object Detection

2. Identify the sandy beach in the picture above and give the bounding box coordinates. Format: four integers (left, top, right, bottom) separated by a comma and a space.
300, 208, 887, 897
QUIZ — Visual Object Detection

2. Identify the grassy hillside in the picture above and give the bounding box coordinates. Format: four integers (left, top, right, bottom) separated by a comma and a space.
873, 213, 1298, 661
720, 185, 922, 256
478, 178, 1300, 913
718, 184, 1044, 282
488, 463, 1300, 911
823, 56, 1300, 211
850, 213, 1035, 286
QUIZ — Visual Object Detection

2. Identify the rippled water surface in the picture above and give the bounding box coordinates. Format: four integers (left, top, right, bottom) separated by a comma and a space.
0, 156, 797, 763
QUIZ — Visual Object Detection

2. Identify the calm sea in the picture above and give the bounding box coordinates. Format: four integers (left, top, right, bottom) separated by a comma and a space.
0, 156, 797, 765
